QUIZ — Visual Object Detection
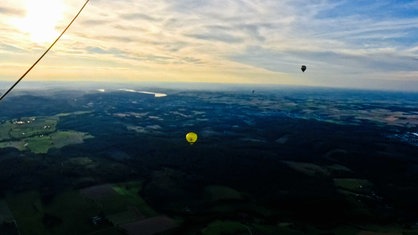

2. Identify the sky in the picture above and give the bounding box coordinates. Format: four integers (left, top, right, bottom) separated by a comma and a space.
1, 0, 418, 91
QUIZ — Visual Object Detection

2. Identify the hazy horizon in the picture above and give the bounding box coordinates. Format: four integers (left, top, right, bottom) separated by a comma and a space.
1, 80, 418, 94
1, 0, 418, 91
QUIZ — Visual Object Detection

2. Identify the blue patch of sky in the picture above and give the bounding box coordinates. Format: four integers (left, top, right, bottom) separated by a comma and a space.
228, 46, 306, 73
0, 44, 25, 53
316, 0, 418, 20
187, 32, 243, 43
312, 1, 418, 48
168, 0, 207, 13
347, 30, 418, 48
86, 47, 108, 54
229, 45, 418, 74
86, 47, 125, 55
386, 32, 418, 47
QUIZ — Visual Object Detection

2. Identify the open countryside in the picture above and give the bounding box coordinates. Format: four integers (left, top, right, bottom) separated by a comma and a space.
0, 87, 417, 234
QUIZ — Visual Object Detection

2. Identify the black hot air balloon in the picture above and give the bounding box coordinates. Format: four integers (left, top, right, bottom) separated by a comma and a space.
301, 65, 307, 72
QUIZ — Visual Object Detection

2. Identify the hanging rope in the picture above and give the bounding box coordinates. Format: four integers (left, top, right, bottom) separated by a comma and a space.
0, 0, 90, 102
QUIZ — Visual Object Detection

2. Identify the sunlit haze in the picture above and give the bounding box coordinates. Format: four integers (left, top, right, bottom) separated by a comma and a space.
10, 0, 65, 44
1, 0, 418, 91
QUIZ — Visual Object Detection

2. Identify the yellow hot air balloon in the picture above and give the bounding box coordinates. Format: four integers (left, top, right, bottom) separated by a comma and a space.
186, 132, 198, 145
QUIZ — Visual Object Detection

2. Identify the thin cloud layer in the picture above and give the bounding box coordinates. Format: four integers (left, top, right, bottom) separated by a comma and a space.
0, 0, 417, 90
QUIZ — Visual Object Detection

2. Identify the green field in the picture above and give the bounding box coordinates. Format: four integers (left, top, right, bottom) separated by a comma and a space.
0, 115, 93, 154
283, 161, 330, 176
107, 182, 158, 217
5, 190, 111, 235
3, 181, 158, 235
204, 185, 242, 201
333, 178, 373, 193
202, 220, 250, 235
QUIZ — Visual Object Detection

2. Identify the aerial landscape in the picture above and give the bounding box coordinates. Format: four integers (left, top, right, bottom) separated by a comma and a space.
0, 84, 417, 234
1, 0, 418, 234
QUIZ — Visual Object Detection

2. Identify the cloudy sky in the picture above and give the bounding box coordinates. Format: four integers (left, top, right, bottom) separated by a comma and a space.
1, 0, 418, 90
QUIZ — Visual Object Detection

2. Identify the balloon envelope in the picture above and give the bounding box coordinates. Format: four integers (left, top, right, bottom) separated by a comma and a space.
301, 65, 307, 72
186, 132, 198, 144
